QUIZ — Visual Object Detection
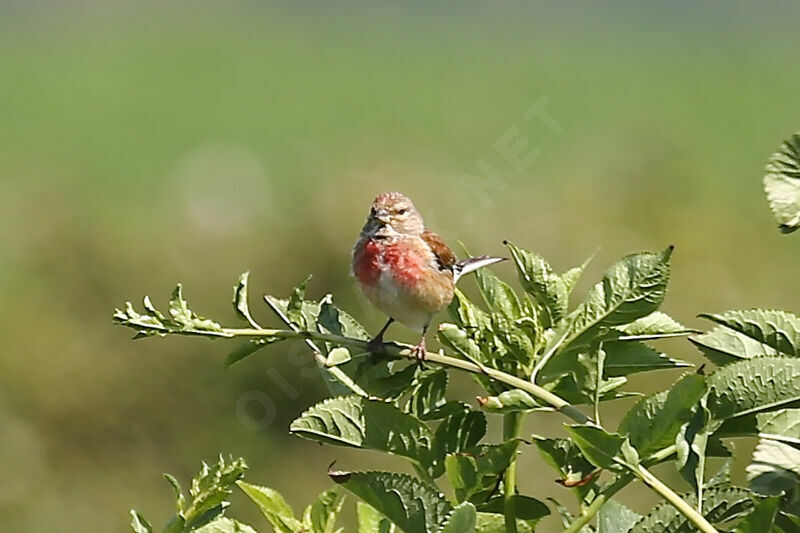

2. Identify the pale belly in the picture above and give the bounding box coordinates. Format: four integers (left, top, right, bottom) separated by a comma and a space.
360, 271, 435, 331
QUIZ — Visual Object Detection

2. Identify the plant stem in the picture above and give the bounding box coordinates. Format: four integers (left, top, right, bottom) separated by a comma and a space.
502, 412, 524, 533
222, 326, 593, 425
634, 465, 718, 533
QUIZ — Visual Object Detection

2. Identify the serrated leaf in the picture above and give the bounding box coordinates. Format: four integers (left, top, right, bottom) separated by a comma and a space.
169, 284, 225, 334
236, 481, 301, 533
329, 470, 451, 533
559, 247, 673, 352
437, 502, 477, 533
676, 399, 710, 497
233, 272, 260, 328
631, 486, 755, 533
616, 311, 695, 340
290, 396, 435, 468
567, 425, 632, 471
619, 374, 707, 457
603, 341, 690, 376
690, 325, 779, 366
746, 438, 800, 495
706, 357, 800, 423
505, 242, 568, 327
185, 457, 247, 526
699, 309, 800, 357
764, 132, 800, 233
448, 289, 493, 332
598, 499, 642, 533
130, 510, 152, 533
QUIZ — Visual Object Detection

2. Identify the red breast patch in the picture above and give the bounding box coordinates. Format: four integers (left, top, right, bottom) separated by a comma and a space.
353, 239, 382, 286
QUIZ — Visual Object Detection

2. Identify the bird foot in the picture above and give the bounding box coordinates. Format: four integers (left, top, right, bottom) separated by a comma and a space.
411, 337, 427, 365
366, 335, 387, 357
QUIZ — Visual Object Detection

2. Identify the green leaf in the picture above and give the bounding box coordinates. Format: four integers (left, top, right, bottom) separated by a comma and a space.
324, 347, 352, 367
290, 396, 435, 468
356, 501, 395, 533
567, 425, 634, 471
477, 389, 540, 413
437, 502, 477, 533
690, 325, 779, 366
757, 408, 800, 447
164, 473, 186, 513
505, 242, 568, 327
184, 456, 248, 526
448, 289, 493, 332
764, 132, 800, 233
445, 441, 520, 502
478, 495, 549, 521
317, 296, 370, 340
560, 247, 673, 351
406, 369, 448, 420
698, 309, 800, 357
631, 486, 755, 533
533, 436, 597, 497
329, 470, 451, 533
438, 323, 484, 362
130, 510, 152, 533
236, 481, 301, 533
306, 487, 345, 533
562, 252, 595, 295
475, 269, 522, 321
603, 341, 690, 376
434, 410, 487, 462
746, 438, 800, 495
734, 496, 781, 533
619, 374, 707, 457
598, 499, 642, 533
232, 272, 261, 328
616, 311, 696, 340
474, 512, 533, 533
169, 284, 226, 334
676, 399, 710, 497
194, 517, 259, 533
706, 357, 800, 423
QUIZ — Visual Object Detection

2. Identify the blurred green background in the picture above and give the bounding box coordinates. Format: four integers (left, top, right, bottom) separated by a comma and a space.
1, 1, 799, 531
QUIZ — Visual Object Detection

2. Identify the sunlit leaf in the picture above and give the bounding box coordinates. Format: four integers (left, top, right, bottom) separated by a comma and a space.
630, 487, 755, 533
290, 395, 435, 468
698, 309, 800, 357
746, 438, 800, 495
598, 499, 641, 533
764, 132, 800, 233
436, 502, 477, 533
236, 481, 301, 533
328, 470, 451, 533
356, 501, 395, 533
505, 241, 568, 327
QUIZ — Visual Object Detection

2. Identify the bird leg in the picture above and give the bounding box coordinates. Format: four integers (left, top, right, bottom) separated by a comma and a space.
366, 317, 394, 356
411, 326, 428, 363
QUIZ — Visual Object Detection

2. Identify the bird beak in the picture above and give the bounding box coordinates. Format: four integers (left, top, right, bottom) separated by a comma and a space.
373, 209, 391, 225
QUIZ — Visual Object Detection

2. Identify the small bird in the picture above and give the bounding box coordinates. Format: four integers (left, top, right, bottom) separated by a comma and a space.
351, 192, 505, 360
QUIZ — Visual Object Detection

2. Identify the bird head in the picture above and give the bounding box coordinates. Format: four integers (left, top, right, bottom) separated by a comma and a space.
361, 192, 425, 237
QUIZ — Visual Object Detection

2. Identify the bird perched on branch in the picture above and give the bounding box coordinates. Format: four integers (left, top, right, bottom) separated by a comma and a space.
352, 192, 505, 360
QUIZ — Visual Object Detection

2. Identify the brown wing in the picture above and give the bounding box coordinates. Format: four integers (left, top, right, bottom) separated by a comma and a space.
421, 230, 457, 272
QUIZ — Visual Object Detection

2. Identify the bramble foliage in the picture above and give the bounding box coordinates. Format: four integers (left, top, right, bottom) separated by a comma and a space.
120, 137, 800, 532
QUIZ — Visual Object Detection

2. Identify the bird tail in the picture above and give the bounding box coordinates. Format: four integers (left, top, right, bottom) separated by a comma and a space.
453, 255, 507, 283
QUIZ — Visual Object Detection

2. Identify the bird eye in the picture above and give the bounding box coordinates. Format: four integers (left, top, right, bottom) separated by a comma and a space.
398, 208, 407, 215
